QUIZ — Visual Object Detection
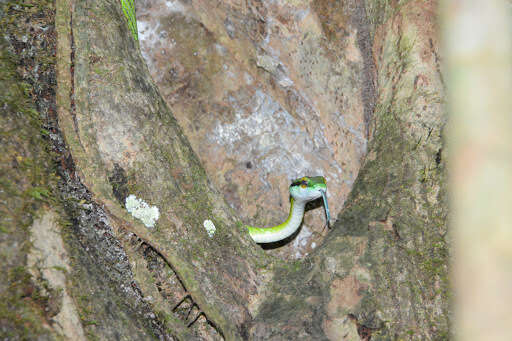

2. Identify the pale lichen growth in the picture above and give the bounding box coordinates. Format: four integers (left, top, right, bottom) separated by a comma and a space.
125, 194, 160, 228
203, 219, 216, 237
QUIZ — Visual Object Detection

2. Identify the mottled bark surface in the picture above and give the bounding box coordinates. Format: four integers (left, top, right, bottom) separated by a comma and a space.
251, 1, 448, 339
1, 1, 186, 339
0, 3, 59, 338
56, 0, 267, 338
136, 0, 373, 260
1, 0, 449, 340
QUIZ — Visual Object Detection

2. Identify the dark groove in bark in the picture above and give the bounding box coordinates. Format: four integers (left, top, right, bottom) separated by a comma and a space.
353, 0, 377, 139
69, 2, 82, 148
136, 238, 224, 338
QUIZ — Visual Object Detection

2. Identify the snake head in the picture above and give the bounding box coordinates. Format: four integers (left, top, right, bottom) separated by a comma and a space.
290, 176, 331, 227
290, 176, 326, 199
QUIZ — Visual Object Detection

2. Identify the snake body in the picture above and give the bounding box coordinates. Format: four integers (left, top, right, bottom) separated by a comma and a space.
120, 0, 138, 41
247, 176, 330, 243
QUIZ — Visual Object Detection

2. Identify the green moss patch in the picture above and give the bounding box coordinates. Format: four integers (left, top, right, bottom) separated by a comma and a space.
0, 1, 59, 338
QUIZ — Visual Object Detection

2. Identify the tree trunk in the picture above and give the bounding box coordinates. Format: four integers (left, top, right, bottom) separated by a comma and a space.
1, 0, 451, 340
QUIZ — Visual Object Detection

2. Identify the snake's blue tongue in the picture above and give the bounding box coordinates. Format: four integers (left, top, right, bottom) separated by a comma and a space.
320, 190, 331, 227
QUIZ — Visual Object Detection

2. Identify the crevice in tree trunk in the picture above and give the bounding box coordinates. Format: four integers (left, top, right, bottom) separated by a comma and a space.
1, 0, 449, 339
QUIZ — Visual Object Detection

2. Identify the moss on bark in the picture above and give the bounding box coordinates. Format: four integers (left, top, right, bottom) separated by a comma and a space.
252, 1, 448, 339
0, 2, 60, 338
1, 1, 187, 339
1, 0, 450, 339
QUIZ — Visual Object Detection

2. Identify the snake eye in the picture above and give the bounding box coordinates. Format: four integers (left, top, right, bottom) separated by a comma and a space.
291, 177, 310, 188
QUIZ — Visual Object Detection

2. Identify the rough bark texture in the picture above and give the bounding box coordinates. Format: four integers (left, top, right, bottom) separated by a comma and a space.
0, 3, 60, 338
136, 0, 374, 260
249, 1, 449, 339
55, 0, 267, 339
1, 1, 186, 339
1, 0, 449, 340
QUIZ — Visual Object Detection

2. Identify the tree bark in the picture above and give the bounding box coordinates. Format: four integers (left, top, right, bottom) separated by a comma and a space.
1, 0, 450, 340
251, 1, 449, 339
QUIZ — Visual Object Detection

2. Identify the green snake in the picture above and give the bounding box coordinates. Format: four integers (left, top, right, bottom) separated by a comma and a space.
247, 176, 331, 243
120, 0, 138, 41
118, 5, 331, 244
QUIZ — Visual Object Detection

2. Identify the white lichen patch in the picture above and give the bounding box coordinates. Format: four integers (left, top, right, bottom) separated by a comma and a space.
278, 76, 294, 87
203, 219, 216, 237
164, 0, 186, 13
125, 194, 160, 228
256, 54, 280, 73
